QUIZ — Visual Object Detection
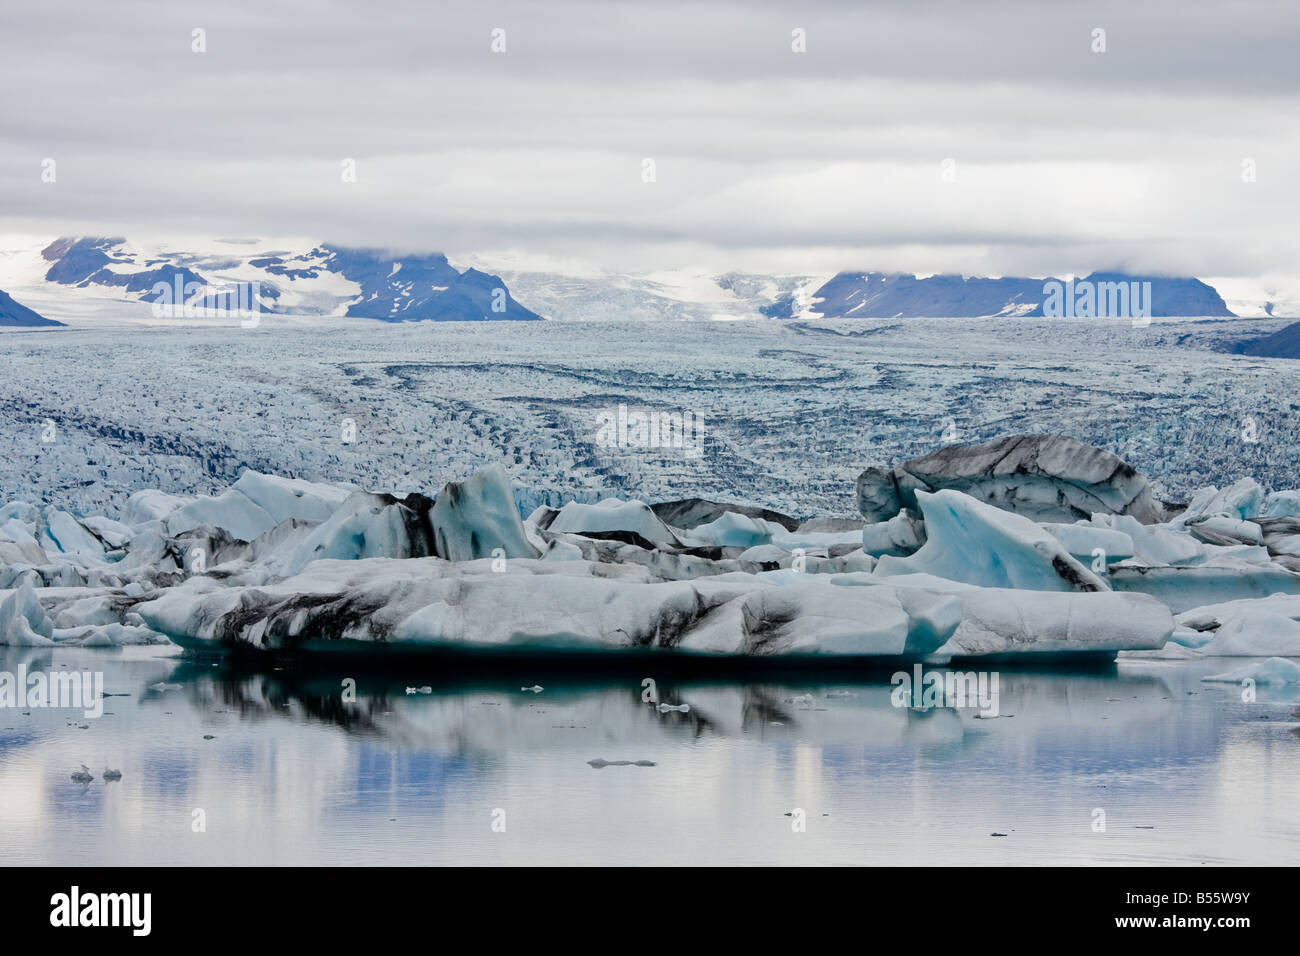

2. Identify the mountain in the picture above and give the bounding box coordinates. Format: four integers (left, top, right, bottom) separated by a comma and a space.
11, 236, 1255, 323
456, 260, 1242, 321
0, 288, 63, 327
805, 271, 1235, 318
1234, 321, 1300, 359
36, 237, 545, 322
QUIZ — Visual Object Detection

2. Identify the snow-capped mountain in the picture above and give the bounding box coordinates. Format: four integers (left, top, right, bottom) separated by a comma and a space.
461, 255, 1246, 321
26, 237, 545, 323
807, 271, 1236, 319
0, 235, 1270, 325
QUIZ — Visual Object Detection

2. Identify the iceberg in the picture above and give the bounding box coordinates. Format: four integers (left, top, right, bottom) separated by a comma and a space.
1174, 595, 1300, 656
1040, 522, 1134, 564
8, 437, 1298, 668
833, 573, 1172, 661
857, 435, 1163, 524
1109, 563, 1300, 614
266, 491, 434, 578
1174, 478, 1264, 525
429, 463, 538, 561
136, 556, 963, 659
860, 509, 926, 557
166, 471, 352, 542
1202, 658, 1300, 685
684, 511, 782, 548
874, 489, 1109, 592
546, 498, 682, 548
1263, 490, 1300, 519
0, 585, 55, 645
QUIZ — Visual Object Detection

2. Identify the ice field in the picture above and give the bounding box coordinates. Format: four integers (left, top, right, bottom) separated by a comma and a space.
2, 314, 1297, 520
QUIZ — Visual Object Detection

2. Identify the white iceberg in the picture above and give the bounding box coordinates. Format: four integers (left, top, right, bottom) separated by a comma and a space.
0, 584, 55, 645
429, 463, 539, 561
1174, 595, 1300, 656
547, 498, 682, 547
136, 556, 962, 659
874, 489, 1109, 592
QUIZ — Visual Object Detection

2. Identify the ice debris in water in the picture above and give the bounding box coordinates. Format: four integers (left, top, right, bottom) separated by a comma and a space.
656, 702, 689, 713
70, 765, 93, 784
587, 759, 657, 768
1202, 657, 1300, 685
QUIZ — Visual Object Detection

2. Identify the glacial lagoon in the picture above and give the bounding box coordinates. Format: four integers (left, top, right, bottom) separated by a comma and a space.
3, 644, 1297, 866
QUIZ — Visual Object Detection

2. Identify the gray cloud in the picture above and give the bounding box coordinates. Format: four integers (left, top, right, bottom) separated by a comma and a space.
2, 0, 1297, 276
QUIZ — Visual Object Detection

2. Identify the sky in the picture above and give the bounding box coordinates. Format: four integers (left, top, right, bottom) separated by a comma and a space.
1, 0, 1297, 277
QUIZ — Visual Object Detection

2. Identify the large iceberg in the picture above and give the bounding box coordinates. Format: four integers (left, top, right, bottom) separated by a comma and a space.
856, 435, 1164, 524
136, 557, 963, 659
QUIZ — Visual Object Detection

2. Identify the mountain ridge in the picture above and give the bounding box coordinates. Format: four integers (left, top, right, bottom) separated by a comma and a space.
0, 288, 63, 327
3, 236, 1266, 324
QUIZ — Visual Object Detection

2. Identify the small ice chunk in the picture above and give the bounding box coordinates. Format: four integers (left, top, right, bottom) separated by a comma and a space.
1202, 657, 1300, 685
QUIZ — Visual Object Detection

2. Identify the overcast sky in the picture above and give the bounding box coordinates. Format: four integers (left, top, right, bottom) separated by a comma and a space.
2, 0, 1297, 276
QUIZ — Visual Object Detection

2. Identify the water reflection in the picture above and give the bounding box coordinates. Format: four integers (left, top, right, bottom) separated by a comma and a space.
1, 646, 1298, 865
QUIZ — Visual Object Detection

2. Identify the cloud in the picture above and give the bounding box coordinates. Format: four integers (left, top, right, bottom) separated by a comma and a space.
1, 0, 1296, 276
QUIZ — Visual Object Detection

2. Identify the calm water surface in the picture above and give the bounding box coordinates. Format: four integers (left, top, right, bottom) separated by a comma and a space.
2, 645, 1297, 865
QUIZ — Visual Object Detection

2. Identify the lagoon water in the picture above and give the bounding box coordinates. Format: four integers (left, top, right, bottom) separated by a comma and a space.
2, 644, 1298, 865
